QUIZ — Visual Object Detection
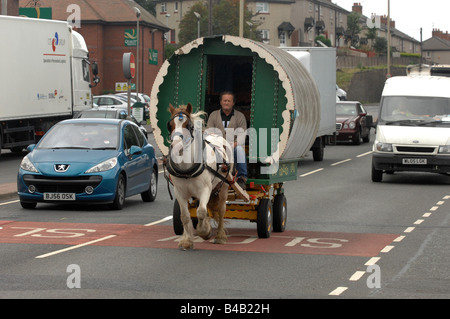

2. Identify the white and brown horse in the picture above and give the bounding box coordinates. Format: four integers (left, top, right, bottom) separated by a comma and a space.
166, 103, 232, 250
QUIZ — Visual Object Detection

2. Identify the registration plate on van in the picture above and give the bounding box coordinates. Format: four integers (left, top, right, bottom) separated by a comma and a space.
402, 158, 427, 165
44, 193, 75, 201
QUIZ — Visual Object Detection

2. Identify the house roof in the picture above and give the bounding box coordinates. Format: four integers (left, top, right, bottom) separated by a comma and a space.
18, 0, 169, 30
423, 37, 450, 51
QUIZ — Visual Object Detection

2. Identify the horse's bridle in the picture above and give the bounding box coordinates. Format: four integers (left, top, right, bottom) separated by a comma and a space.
167, 111, 194, 140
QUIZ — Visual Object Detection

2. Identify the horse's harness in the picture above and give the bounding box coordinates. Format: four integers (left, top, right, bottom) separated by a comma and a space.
162, 111, 234, 199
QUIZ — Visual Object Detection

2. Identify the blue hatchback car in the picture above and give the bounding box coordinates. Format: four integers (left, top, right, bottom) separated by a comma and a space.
17, 118, 158, 210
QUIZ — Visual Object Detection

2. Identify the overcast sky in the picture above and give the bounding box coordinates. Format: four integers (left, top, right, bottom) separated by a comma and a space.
334, 0, 450, 41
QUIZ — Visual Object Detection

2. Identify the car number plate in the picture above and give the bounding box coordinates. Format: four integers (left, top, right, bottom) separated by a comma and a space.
402, 158, 427, 165
44, 193, 75, 201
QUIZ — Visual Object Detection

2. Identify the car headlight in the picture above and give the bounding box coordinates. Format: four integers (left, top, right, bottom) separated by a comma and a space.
348, 122, 356, 129
438, 145, 450, 154
85, 157, 118, 173
376, 142, 393, 152
20, 156, 39, 173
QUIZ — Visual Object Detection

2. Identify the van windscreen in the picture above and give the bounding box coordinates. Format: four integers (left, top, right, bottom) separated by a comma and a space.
380, 96, 450, 124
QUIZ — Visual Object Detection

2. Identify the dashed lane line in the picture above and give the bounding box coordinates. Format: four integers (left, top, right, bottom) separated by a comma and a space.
328, 194, 449, 296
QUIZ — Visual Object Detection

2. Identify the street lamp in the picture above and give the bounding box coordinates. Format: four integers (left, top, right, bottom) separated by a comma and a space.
194, 11, 201, 38
134, 7, 141, 93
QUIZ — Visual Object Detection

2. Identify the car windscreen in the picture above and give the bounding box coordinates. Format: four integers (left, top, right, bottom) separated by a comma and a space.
336, 104, 357, 116
38, 123, 119, 150
79, 111, 117, 119
379, 96, 450, 124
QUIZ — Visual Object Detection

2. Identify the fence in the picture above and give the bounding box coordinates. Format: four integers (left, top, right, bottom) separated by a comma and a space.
337, 55, 423, 69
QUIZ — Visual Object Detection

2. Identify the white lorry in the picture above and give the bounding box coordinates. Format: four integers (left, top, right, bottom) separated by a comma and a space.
281, 47, 337, 161
371, 69, 450, 182
0, 16, 99, 156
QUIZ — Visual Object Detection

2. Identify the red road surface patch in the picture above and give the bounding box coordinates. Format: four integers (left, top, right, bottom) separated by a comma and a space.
0, 221, 398, 257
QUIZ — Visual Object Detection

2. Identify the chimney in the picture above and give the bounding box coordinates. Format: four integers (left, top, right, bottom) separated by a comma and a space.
433, 29, 450, 41
381, 15, 395, 29
352, 2, 363, 15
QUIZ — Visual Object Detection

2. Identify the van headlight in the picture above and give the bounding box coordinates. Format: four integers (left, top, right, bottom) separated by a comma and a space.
20, 156, 39, 173
376, 142, 393, 152
85, 157, 118, 173
438, 145, 450, 154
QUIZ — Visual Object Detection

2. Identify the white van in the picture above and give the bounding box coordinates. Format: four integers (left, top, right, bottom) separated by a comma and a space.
371, 74, 450, 182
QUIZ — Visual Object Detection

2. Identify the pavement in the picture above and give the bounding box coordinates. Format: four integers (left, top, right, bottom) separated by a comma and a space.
0, 182, 17, 201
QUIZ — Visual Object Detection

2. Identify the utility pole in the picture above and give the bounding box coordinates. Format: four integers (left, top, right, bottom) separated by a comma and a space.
239, 0, 244, 37
387, 0, 391, 76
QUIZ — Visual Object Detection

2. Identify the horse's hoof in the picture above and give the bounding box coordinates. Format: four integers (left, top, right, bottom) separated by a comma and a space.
213, 237, 227, 244
178, 241, 194, 250
199, 232, 212, 240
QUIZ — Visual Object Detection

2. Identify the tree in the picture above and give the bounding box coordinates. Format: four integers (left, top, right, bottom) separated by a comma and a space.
178, 2, 209, 45
366, 27, 377, 49
134, 0, 156, 16
347, 12, 362, 47
373, 37, 387, 54
213, 0, 259, 39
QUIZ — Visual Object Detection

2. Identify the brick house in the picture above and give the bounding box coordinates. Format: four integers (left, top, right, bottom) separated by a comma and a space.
422, 30, 450, 64
153, 0, 349, 47
17, 0, 169, 96
353, 2, 421, 55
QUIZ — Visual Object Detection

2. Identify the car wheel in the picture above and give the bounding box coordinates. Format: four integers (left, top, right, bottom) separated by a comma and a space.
352, 131, 361, 145
362, 130, 370, 143
141, 169, 157, 202
110, 174, 126, 210
371, 164, 383, 182
20, 201, 37, 209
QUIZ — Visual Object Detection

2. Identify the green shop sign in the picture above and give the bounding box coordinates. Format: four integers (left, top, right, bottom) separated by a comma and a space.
124, 29, 137, 47
19, 7, 52, 19
149, 49, 158, 65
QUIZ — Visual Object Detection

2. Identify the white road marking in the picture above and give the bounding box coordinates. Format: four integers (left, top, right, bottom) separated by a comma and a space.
349, 271, 365, 281
35, 235, 117, 259
365, 257, 380, 266
0, 199, 19, 206
404, 227, 415, 233
144, 215, 173, 227
329, 286, 348, 296
331, 159, 352, 166
299, 168, 324, 177
381, 245, 394, 253
356, 151, 373, 158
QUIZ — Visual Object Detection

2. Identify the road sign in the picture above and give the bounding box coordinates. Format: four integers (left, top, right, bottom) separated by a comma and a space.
123, 52, 135, 79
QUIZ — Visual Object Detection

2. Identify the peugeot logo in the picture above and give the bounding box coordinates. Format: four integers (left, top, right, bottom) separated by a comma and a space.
54, 164, 70, 172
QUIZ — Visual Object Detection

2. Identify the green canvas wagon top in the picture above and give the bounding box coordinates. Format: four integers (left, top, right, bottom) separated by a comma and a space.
150, 35, 320, 168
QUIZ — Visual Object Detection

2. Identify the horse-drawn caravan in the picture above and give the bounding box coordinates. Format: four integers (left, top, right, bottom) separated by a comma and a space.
149, 35, 321, 249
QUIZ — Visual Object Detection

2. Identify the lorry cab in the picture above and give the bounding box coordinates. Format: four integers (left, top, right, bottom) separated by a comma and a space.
71, 30, 99, 112
371, 74, 450, 182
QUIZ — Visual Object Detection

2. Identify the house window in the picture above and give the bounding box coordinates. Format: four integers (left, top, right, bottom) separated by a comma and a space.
174, 2, 178, 12
256, 2, 269, 13
161, 2, 167, 13
260, 29, 270, 43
